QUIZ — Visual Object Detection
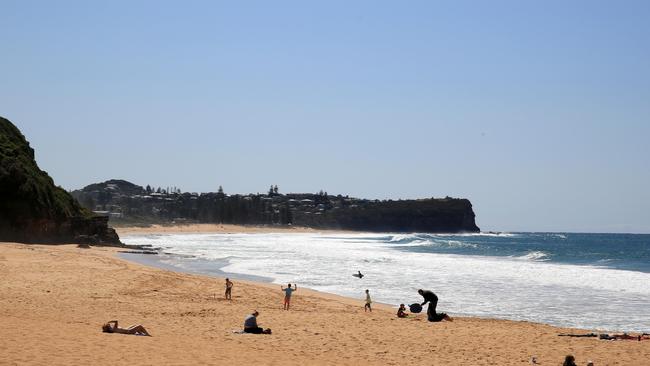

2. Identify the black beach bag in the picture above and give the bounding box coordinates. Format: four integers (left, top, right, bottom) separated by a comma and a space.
409, 303, 423, 313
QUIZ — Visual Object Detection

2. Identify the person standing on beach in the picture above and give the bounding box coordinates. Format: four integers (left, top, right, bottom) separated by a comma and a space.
364, 289, 372, 312
281, 283, 297, 310
225, 278, 233, 300
418, 289, 452, 322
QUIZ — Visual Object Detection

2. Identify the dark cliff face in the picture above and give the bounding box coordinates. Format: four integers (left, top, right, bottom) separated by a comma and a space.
294, 198, 480, 233
72, 176, 480, 233
0, 116, 122, 245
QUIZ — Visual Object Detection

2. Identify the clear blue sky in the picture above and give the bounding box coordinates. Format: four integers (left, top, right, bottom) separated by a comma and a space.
2, 1, 649, 233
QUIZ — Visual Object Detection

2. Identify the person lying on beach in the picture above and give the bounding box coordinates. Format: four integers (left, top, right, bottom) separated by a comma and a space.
281, 283, 297, 310
397, 304, 408, 318
225, 278, 233, 300
243, 311, 271, 334
102, 320, 151, 336
599, 333, 650, 341
418, 289, 453, 322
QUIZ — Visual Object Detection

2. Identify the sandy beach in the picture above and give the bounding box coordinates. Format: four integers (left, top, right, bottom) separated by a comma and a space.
115, 223, 342, 236
1, 232, 649, 365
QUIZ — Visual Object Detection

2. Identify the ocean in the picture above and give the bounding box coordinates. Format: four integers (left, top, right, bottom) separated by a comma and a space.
121, 232, 650, 332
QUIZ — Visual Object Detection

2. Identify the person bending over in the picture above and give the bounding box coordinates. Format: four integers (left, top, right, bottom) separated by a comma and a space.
102, 320, 151, 336
243, 311, 271, 334
418, 289, 452, 322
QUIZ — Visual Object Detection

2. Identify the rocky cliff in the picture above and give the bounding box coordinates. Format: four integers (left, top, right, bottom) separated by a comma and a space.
0, 116, 122, 245
72, 178, 480, 233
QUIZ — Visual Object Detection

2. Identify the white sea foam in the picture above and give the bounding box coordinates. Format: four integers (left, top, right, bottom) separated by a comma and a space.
514, 251, 550, 261
459, 232, 517, 237
123, 233, 650, 332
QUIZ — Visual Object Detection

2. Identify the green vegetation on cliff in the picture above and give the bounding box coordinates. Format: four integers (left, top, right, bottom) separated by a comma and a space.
0, 116, 121, 244
0, 117, 89, 222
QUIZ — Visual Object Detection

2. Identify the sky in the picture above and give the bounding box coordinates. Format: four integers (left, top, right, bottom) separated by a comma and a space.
1, 0, 649, 233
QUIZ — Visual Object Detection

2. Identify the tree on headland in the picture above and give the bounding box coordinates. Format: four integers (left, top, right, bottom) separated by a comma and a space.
146, 185, 152, 194
217, 185, 225, 199
274, 185, 279, 195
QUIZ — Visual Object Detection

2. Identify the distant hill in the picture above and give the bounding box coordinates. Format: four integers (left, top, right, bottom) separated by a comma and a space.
0, 116, 121, 245
72, 180, 480, 233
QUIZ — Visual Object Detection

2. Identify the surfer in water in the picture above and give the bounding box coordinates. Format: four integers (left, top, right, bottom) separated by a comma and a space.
353, 271, 364, 279
418, 289, 452, 322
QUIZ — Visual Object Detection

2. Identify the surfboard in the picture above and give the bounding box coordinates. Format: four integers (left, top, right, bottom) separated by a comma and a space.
352, 274, 364, 278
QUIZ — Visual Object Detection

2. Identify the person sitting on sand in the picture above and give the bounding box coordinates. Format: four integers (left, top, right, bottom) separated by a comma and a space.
397, 304, 408, 318
418, 289, 452, 322
225, 278, 233, 300
281, 283, 297, 310
243, 311, 271, 334
562, 355, 576, 366
364, 289, 372, 312
102, 320, 151, 336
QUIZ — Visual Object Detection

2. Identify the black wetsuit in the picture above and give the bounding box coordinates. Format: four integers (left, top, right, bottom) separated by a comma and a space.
420, 290, 446, 322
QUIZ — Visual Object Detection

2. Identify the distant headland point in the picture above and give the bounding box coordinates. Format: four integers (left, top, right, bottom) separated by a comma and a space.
71, 179, 480, 234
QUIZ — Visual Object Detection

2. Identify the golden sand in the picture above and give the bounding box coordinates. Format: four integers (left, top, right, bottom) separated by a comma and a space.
1, 239, 648, 365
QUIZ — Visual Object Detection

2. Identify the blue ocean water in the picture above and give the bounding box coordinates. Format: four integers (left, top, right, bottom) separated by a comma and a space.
123, 232, 650, 332
352, 232, 650, 273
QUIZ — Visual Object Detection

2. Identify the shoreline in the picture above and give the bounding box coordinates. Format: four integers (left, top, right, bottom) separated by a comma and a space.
116, 225, 650, 332
117, 250, 399, 311
2, 241, 649, 365
115, 223, 357, 236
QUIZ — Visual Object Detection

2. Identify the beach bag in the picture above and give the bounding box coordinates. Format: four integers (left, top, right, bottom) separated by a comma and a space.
409, 303, 423, 313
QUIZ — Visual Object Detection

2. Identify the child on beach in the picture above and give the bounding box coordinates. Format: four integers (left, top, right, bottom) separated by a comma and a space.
225, 278, 233, 300
397, 304, 408, 318
364, 289, 372, 312
281, 283, 297, 310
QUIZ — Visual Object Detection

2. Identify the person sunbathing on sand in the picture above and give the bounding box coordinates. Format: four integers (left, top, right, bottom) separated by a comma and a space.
102, 320, 151, 336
